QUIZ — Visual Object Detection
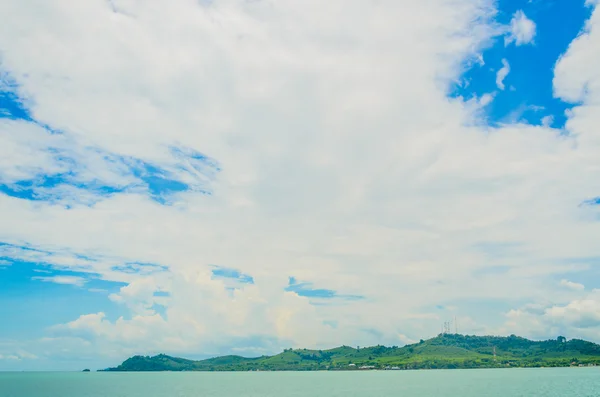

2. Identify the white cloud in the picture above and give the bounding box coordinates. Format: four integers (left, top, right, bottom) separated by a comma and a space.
505, 10, 537, 46
0, 0, 599, 367
496, 58, 510, 90
500, 290, 600, 340
0, 354, 20, 361
554, 7, 600, 105
478, 92, 496, 107
88, 288, 109, 293
541, 115, 554, 127
560, 279, 585, 291
546, 296, 600, 328
0, 350, 37, 361
32, 275, 87, 287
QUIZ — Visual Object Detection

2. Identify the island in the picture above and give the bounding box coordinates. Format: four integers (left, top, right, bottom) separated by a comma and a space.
103, 334, 600, 371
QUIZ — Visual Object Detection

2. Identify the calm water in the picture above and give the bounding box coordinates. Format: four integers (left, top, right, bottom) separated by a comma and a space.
1, 368, 599, 397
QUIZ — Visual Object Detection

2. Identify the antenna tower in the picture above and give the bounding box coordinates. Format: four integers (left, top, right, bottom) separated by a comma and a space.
441, 319, 457, 335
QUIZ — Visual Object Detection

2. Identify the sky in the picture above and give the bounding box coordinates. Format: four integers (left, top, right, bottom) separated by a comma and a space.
0, 0, 600, 371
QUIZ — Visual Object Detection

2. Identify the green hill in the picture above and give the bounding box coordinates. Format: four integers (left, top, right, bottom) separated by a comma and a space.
104, 334, 600, 371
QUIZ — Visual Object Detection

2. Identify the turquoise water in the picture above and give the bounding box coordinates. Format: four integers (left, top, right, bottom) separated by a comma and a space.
1, 368, 599, 397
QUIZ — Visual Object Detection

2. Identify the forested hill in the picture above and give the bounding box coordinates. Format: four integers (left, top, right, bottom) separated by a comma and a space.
104, 334, 600, 371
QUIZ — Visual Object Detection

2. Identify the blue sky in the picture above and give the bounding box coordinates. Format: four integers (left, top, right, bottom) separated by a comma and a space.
0, 259, 126, 339
451, 0, 593, 128
1, 0, 600, 370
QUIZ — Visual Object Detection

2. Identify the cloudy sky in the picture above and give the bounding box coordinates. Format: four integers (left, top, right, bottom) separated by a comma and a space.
1, 0, 599, 371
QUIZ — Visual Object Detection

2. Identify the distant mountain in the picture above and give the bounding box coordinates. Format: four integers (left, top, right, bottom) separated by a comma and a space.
104, 334, 600, 371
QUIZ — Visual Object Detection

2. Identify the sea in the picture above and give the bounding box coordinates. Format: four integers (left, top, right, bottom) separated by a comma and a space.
1, 368, 599, 397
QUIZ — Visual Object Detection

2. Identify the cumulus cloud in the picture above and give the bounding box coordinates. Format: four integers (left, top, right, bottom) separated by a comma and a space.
554, 6, 600, 104
545, 296, 600, 329
501, 290, 600, 341
505, 10, 537, 46
496, 59, 510, 90
0, 0, 599, 366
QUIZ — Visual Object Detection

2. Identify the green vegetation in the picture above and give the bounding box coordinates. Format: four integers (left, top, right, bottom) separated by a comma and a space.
104, 334, 600, 371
